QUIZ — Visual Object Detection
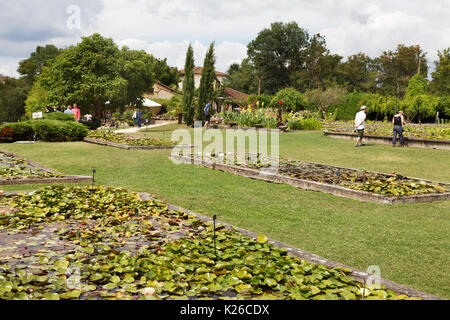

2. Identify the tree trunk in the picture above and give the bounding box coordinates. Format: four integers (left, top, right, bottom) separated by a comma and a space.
95, 100, 102, 120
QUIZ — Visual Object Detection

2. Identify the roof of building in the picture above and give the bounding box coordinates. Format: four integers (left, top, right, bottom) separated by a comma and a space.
224, 87, 249, 103
154, 81, 178, 94
0, 75, 9, 82
179, 66, 228, 78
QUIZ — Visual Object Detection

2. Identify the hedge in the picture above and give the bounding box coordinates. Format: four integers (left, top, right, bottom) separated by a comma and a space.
0, 120, 89, 143
43, 112, 76, 122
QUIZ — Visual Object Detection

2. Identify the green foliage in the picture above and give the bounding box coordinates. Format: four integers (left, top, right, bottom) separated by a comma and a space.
0, 185, 416, 300
32, 120, 89, 142
286, 112, 322, 130
375, 44, 428, 97
197, 42, 216, 121
431, 48, 450, 96
88, 131, 175, 146
0, 77, 30, 123
224, 58, 259, 94
404, 75, 435, 123
405, 74, 428, 99
118, 48, 155, 109
44, 112, 75, 121
305, 87, 347, 118
0, 151, 62, 180
300, 118, 323, 130
0, 121, 34, 142
224, 109, 278, 129
24, 34, 158, 119
248, 22, 310, 94
246, 94, 274, 108
336, 53, 378, 93
167, 95, 183, 117
182, 45, 195, 126
17, 44, 61, 83
271, 88, 307, 112
294, 34, 342, 91
0, 120, 88, 143
151, 57, 180, 88
23, 78, 52, 118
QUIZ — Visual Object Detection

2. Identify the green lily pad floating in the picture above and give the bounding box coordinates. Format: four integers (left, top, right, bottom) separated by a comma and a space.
0, 152, 62, 181
0, 186, 420, 300
257, 234, 269, 244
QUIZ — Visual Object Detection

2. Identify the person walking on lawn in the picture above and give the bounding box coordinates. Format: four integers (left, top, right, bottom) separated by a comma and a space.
392, 111, 406, 147
204, 101, 212, 128
354, 106, 367, 147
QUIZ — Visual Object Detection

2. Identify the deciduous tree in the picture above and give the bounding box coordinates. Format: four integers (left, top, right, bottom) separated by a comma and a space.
431, 48, 450, 96
375, 44, 428, 97
247, 22, 309, 94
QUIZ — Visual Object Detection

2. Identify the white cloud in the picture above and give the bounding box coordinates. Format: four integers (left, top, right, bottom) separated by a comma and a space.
1, 0, 449, 77
116, 39, 247, 73
0, 57, 21, 78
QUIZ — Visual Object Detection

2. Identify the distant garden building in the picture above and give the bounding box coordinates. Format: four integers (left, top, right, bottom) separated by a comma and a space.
179, 66, 228, 89
144, 81, 178, 100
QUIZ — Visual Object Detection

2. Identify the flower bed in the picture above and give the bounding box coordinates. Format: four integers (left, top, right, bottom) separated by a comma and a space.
0, 185, 421, 300
85, 131, 177, 150
219, 109, 322, 131
171, 153, 450, 204
323, 122, 450, 140
0, 149, 92, 185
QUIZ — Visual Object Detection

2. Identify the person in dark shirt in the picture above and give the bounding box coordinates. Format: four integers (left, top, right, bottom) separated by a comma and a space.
45, 106, 54, 114
392, 111, 406, 147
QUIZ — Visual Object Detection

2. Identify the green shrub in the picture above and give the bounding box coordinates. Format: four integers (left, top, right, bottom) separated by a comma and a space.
247, 94, 275, 108
80, 119, 102, 130
0, 120, 88, 143
300, 118, 322, 130
43, 112, 76, 121
0, 121, 34, 142
287, 118, 303, 130
31, 120, 89, 142
271, 88, 307, 112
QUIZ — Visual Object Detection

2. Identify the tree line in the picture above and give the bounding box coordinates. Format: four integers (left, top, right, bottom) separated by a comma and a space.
1, 23, 448, 124
0, 34, 180, 123
226, 21, 448, 98
224, 22, 449, 122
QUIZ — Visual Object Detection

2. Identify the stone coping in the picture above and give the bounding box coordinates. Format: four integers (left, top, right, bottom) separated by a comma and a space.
324, 131, 450, 150
84, 137, 192, 150
0, 189, 441, 300
215, 125, 285, 132
169, 154, 450, 205
0, 148, 93, 186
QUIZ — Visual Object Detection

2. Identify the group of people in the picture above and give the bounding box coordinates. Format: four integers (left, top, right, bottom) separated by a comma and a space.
45, 104, 81, 122
354, 106, 406, 148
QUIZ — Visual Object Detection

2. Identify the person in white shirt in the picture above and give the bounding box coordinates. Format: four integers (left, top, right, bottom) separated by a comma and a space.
354, 106, 367, 147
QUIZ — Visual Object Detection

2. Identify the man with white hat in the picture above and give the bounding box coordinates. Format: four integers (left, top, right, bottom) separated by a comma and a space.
354, 106, 367, 147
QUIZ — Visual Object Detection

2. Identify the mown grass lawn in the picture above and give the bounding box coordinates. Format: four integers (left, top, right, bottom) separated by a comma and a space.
1, 130, 449, 299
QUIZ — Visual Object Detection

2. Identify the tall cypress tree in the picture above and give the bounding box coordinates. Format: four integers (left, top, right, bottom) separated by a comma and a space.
182, 44, 195, 126
197, 42, 216, 122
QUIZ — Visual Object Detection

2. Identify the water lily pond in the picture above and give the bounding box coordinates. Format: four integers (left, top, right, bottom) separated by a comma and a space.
0, 151, 61, 182
87, 131, 176, 147
193, 153, 449, 197
0, 186, 417, 300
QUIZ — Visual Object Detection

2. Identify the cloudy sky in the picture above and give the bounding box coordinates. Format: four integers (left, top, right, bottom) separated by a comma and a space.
1, 0, 449, 77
